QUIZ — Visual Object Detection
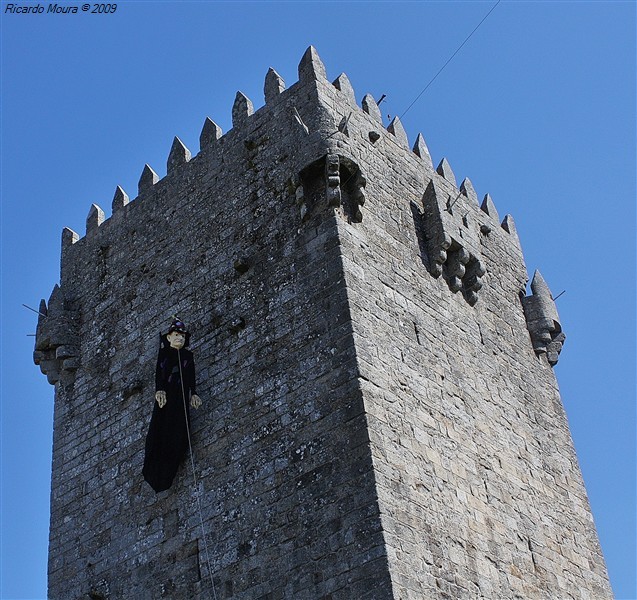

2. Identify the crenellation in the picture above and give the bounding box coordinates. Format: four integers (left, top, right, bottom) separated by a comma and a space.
298, 45, 327, 83
38, 298, 48, 320
460, 177, 478, 205
501, 213, 521, 246
436, 157, 457, 187
111, 186, 129, 213
167, 136, 191, 174
86, 204, 105, 233
62, 226, 79, 248
231, 91, 254, 128
412, 133, 433, 168
362, 93, 383, 124
387, 116, 409, 150
332, 73, 356, 106
480, 192, 499, 222
138, 164, 159, 195
264, 67, 286, 103
60, 226, 80, 286
199, 117, 222, 150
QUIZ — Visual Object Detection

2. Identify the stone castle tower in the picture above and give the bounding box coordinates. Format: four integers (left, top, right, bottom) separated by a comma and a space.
34, 47, 611, 599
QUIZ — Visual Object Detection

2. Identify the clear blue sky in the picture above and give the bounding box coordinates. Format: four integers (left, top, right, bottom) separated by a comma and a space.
1, 1, 635, 598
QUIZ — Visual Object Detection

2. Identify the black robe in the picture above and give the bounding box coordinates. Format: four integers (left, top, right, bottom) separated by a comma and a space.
142, 334, 196, 493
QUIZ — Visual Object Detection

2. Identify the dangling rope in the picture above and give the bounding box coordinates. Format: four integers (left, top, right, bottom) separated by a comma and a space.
177, 349, 218, 600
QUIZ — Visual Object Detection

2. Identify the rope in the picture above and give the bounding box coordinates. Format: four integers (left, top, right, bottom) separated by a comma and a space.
334, 2, 502, 203
399, 0, 502, 120
177, 348, 218, 600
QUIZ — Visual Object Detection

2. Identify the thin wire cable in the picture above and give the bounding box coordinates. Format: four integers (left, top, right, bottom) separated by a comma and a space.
338, 2, 501, 193
177, 348, 218, 600
312, 2, 500, 195
399, 0, 502, 120
22, 303, 47, 318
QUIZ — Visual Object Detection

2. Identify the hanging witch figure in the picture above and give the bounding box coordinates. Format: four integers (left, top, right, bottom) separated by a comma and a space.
143, 318, 202, 493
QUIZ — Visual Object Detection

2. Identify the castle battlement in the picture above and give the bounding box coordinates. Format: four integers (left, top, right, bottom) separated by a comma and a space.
34, 47, 604, 600
62, 47, 521, 243
55, 46, 532, 310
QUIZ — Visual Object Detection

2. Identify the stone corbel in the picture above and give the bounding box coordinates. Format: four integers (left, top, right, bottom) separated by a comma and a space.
421, 179, 485, 305
296, 154, 367, 224
522, 271, 565, 366
33, 285, 80, 385
326, 154, 366, 223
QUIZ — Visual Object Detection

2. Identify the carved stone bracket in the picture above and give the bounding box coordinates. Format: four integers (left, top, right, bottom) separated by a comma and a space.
33, 285, 80, 385
422, 179, 485, 305
297, 154, 367, 224
522, 271, 565, 366
326, 154, 366, 223
326, 154, 341, 207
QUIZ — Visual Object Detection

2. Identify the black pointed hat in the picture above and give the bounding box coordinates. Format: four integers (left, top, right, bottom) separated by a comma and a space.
168, 317, 188, 334
161, 317, 191, 349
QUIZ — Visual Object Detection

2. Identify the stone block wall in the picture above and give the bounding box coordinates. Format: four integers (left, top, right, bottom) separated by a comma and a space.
308, 64, 610, 598
34, 47, 611, 599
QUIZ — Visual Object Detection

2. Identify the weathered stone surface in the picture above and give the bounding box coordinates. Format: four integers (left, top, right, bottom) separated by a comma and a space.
232, 91, 254, 128
167, 136, 191, 174
362, 93, 383, 123
36, 47, 611, 600
387, 116, 409, 149
264, 67, 285, 103
138, 163, 158, 195
333, 72, 356, 106
86, 204, 104, 233
298, 45, 327, 83
111, 186, 129, 213
413, 133, 433, 168
199, 117, 222, 150
436, 157, 457, 187
480, 192, 499, 222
